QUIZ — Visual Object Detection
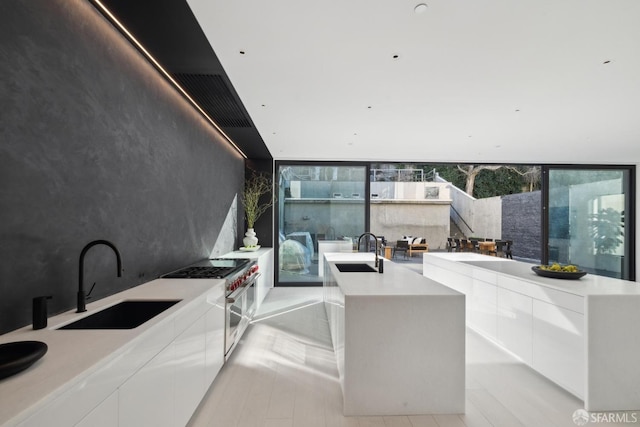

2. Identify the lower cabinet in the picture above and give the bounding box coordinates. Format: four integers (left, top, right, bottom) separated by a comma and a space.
120, 293, 224, 427
205, 296, 225, 385
532, 299, 584, 398
470, 279, 497, 340
21, 284, 226, 427
423, 257, 586, 399
75, 391, 119, 427
174, 314, 207, 426
119, 340, 175, 427
496, 287, 533, 365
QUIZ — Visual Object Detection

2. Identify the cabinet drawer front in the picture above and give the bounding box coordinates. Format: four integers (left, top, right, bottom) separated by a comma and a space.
471, 280, 497, 340
497, 288, 533, 364
473, 268, 497, 284
498, 275, 584, 314
532, 299, 585, 398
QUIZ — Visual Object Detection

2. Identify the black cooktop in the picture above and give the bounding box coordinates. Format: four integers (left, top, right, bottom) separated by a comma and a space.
162, 258, 251, 279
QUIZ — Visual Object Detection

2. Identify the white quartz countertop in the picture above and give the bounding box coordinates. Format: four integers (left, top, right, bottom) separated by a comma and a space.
425, 252, 640, 297
0, 277, 224, 426
325, 253, 461, 297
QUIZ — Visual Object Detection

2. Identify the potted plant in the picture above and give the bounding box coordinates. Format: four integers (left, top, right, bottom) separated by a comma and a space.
589, 207, 624, 274
589, 207, 624, 255
241, 171, 274, 248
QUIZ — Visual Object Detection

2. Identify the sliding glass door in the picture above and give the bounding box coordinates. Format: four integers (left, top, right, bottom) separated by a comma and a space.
544, 166, 635, 280
276, 163, 367, 285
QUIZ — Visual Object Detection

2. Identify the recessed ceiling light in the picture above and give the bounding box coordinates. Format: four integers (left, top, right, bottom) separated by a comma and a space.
392, 54, 399, 60
239, 50, 246, 55
603, 60, 611, 64
414, 3, 428, 13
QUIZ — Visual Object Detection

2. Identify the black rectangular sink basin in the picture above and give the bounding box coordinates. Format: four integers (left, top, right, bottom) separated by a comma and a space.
59, 300, 181, 330
335, 263, 377, 273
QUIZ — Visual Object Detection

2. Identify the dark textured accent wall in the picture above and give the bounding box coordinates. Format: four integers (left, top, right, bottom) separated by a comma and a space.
501, 191, 542, 261
0, 0, 244, 334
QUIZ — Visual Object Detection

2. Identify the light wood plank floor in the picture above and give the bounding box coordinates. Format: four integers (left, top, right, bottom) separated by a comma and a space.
188, 288, 639, 427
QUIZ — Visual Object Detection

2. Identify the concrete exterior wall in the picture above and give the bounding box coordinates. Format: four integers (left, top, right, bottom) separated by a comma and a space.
371, 201, 450, 250
471, 196, 502, 239
283, 199, 365, 243
449, 185, 476, 237
0, 0, 244, 334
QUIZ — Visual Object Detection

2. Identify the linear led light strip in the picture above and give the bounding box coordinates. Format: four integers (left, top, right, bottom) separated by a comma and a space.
90, 0, 247, 159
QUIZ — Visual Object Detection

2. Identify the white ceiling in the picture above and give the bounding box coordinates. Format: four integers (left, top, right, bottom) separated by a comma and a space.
186, 0, 640, 164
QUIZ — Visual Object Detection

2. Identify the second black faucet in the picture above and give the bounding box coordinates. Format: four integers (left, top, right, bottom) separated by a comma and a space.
77, 239, 122, 312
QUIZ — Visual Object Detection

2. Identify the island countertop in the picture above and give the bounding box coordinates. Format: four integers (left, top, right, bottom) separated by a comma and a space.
324, 252, 461, 297
323, 251, 465, 416
422, 252, 640, 412
424, 252, 640, 297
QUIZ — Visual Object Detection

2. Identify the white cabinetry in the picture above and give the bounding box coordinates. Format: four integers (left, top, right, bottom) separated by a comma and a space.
119, 287, 224, 427
174, 314, 207, 426
532, 299, 584, 397
18, 282, 226, 427
496, 287, 532, 365
470, 278, 497, 340
204, 293, 225, 385
119, 339, 175, 427
422, 254, 584, 399
75, 391, 118, 427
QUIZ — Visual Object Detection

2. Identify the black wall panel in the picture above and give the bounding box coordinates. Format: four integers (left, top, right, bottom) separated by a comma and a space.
0, 0, 244, 334
501, 191, 541, 261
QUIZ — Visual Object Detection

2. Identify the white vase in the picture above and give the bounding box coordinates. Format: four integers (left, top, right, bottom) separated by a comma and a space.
243, 228, 259, 247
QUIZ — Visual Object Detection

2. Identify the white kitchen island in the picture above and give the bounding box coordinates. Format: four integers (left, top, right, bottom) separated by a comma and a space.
423, 252, 640, 412
323, 252, 465, 416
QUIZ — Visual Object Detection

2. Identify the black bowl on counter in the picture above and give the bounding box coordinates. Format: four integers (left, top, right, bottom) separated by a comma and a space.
531, 266, 587, 280
0, 341, 48, 380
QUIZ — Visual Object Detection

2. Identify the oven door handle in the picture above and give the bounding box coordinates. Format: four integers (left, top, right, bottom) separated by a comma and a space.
226, 273, 261, 303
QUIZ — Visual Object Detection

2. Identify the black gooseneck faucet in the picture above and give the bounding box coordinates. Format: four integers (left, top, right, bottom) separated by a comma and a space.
357, 232, 382, 272
77, 239, 122, 312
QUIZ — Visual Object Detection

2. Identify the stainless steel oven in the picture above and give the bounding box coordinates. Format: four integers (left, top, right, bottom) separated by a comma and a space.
161, 257, 259, 359
225, 269, 259, 359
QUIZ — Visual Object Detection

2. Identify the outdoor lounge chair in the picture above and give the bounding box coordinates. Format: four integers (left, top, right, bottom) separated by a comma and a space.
408, 237, 429, 257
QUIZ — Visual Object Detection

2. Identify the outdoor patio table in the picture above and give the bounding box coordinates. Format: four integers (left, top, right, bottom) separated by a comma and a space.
478, 241, 496, 255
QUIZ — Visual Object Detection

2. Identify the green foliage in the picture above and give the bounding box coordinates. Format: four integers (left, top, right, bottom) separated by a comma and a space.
242, 171, 274, 228
473, 168, 525, 198
589, 207, 624, 255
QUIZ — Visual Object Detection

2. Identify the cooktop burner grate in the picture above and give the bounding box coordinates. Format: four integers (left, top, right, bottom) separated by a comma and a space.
161, 266, 235, 279
161, 258, 251, 279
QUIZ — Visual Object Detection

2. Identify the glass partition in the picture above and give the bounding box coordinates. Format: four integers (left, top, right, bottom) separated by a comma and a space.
546, 167, 634, 280
276, 163, 367, 285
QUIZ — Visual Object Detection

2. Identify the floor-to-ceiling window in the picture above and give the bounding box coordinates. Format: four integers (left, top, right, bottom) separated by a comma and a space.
275, 162, 368, 285
544, 166, 635, 280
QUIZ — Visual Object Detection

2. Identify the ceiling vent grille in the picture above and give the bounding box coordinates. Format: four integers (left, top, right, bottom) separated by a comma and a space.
172, 73, 251, 128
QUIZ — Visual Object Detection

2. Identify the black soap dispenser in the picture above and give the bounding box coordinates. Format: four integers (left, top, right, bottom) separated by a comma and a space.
378, 257, 384, 273
33, 296, 52, 330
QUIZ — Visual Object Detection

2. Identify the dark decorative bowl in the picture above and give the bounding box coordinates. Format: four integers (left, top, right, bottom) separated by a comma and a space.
531, 266, 587, 280
0, 341, 48, 380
